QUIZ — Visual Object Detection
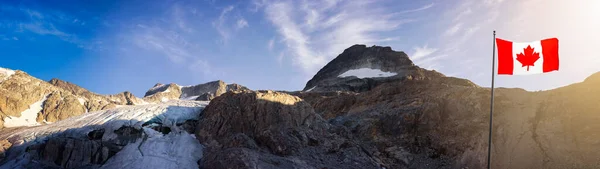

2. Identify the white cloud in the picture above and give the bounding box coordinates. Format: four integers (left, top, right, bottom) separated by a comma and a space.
213, 6, 248, 43
236, 18, 249, 29
267, 38, 275, 51
258, 0, 430, 76
213, 6, 235, 42
445, 23, 462, 36
123, 3, 215, 78
132, 24, 196, 64
411, 45, 438, 61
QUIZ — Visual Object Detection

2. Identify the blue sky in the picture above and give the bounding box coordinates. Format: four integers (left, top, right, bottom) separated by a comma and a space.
1, 0, 599, 96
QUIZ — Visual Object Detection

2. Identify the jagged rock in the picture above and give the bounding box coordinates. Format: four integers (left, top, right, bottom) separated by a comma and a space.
142, 80, 250, 102
37, 91, 86, 123
196, 90, 319, 145
142, 83, 182, 103
180, 80, 227, 99
196, 90, 390, 169
0, 70, 53, 124
50, 78, 145, 108
0, 139, 11, 161
195, 93, 215, 101
303, 45, 447, 92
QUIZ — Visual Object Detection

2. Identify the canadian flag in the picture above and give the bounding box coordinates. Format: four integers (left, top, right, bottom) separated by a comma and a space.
495, 38, 559, 75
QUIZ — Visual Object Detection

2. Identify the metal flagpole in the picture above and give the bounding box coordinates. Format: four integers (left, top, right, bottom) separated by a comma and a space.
487, 30, 497, 169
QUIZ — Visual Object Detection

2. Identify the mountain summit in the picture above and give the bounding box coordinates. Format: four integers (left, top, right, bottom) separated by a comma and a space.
304, 45, 446, 92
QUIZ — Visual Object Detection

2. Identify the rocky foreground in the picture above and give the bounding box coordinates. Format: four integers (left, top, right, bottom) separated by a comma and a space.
1, 45, 599, 169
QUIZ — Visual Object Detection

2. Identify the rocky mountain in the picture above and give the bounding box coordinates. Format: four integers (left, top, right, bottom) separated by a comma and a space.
0, 70, 141, 129
144, 80, 249, 102
0, 68, 248, 129
303, 45, 447, 92
1, 44, 599, 169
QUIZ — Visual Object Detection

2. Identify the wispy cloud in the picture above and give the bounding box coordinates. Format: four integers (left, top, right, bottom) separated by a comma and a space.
0, 6, 100, 49
411, 45, 438, 61
267, 38, 275, 51
213, 6, 235, 42
257, 0, 431, 76
123, 3, 216, 78
236, 18, 248, 29
213, 5, 248, 43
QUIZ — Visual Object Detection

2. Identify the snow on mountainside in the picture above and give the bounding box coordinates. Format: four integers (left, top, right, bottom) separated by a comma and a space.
0, 100, 207, 168
0, 67, 16, 82
2, 95, 48, 128
338, 68, 397, 78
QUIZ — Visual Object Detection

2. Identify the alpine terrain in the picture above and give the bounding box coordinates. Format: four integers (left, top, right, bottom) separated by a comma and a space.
1, 45, 599, 169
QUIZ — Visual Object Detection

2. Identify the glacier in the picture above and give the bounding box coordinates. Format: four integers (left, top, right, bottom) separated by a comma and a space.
0, 100, 208, 169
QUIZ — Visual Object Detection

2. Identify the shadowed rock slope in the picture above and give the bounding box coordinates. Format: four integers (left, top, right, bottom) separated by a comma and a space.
292, 45, 600, 169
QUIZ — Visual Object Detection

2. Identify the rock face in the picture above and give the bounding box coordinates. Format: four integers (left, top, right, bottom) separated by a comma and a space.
143, 80, 250, 102
196, 90, 319, 144
196, 91, 390, 169
303, 44, 447, 92
143, 83, 183, 103
0, 140, 10, 161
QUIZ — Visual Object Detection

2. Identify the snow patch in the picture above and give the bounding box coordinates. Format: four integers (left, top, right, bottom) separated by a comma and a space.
305, 86, 316, 92
182, 95, 199, 101
338, 68, 397, 79
161, 97, 169, 102
0, 67, 16, 82
149, 84, 166, 91
164, 88, 170, 93
136, 100, 151, 105
3, 95, 47, 128
77, 97, 86, 105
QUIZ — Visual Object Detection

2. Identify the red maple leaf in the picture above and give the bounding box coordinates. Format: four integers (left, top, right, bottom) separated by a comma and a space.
516, 45, 540, 71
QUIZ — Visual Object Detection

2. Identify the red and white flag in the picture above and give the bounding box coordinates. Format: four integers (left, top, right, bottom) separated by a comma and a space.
495, 38, 559, 75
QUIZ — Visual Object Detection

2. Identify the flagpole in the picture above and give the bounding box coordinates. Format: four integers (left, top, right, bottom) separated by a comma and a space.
487, 30, 496, 169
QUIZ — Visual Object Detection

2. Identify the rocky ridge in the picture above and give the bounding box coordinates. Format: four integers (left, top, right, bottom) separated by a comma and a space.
144, 80, 249, 102
0, 68, 248, 129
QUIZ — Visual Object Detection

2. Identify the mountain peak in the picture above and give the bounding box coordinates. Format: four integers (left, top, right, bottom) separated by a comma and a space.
303, 45, 436, 92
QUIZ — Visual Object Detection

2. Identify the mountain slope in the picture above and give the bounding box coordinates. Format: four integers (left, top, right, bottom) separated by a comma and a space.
0, 70, 146, 129
293, 45, 600, 168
